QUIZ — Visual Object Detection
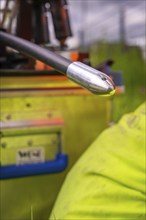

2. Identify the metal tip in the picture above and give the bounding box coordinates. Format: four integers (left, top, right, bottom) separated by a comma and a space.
67, 62, 115, 95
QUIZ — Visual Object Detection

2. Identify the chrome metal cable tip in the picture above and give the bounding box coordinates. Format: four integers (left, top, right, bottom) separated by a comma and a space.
66, 62, 115, 95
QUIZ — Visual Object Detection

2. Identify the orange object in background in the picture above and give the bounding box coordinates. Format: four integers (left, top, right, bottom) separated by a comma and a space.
35, 60, 54, 70
70, 51, 79, 62
35, 52, 90, 71
70, 52, 90, 64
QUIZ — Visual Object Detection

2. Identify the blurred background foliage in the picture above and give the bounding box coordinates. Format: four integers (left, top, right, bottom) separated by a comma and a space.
90, 41, 145, 122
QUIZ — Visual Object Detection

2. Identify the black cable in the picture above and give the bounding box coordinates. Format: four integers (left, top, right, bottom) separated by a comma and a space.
0, 31, 115, 95
0, 31, 71, 74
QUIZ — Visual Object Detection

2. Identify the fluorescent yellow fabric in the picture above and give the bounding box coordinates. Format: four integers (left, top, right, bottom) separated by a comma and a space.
49, 102, 146, 220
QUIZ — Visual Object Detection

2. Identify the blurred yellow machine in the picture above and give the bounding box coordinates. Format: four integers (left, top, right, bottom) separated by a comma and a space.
0, 1, 114, 219
0, 57, 112, 220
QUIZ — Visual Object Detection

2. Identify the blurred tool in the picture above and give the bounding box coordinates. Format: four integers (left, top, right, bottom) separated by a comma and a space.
33, 1, 50, 44
0, 0, 72, 69
15, 0, 72, 47
49, 0, 72, 48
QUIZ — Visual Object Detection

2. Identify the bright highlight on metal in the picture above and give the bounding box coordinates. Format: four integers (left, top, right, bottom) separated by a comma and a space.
67, 62, 115, 95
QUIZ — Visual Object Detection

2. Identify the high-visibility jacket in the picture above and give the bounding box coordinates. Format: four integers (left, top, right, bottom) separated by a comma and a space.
49, 102, 146, 220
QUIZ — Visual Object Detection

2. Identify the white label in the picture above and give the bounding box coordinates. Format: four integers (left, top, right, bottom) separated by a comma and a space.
16, 147, 45, 165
